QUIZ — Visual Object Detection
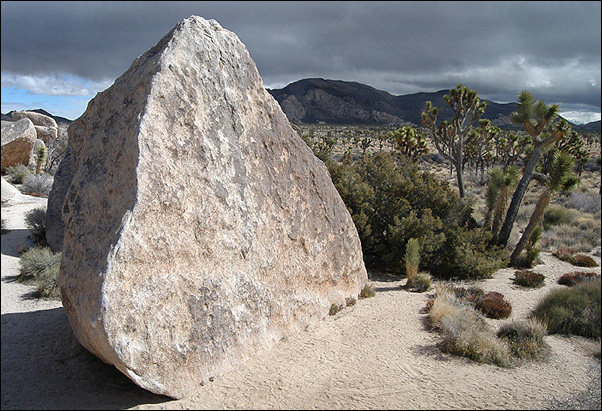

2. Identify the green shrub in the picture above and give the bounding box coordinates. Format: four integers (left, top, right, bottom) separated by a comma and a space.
21, 174, 53, 197
328, 152, 507, 279
531, 278, 601, 339
33, 262, 60, 299
24, 207, 47, 245
359, 284, 375, 299
5, 164, 31, 184
497, 319, 549, 360
543, 205, 574, 229
405, 238, 420, 287
558, 271, 601, 287
18, 247, 61, 298
407, 272, 431, 293
513, 270, 545, 288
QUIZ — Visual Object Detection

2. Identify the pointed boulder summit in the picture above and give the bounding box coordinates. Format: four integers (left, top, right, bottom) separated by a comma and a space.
56, 16, 367, 398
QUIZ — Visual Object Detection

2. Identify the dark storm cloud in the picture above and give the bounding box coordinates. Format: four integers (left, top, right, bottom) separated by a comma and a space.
1, 1, 600, 110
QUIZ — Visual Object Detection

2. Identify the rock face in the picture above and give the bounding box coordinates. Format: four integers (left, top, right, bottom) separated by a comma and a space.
55, 16, 367, 399
1, 119, 37, 172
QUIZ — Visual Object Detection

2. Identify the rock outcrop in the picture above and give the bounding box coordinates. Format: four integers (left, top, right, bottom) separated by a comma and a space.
54, 16, 367, 399
11, 110, 58, 129
1, 119, 37, 172
10, 111, 58, 143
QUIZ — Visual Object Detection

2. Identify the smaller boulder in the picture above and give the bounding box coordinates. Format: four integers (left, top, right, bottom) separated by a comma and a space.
11, 111, 58, 129
1, 119, 37, 172
34, 125, 58, 143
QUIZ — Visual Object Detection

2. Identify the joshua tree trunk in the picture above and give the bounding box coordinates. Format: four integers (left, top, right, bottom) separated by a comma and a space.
510, 189, 551, 266
456, 156, 465, 198
497, 145, 543, 246
491, 185, 510, 239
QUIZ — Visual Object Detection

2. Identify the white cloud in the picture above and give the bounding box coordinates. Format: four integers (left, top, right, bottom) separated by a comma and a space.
560, 111, 601, 125
1, 73, 94, 96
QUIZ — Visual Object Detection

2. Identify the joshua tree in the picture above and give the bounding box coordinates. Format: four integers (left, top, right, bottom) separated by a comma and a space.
422, 84, 487, 198
510, 151, 577, 266
388, 126, 429, 162
497, 91, 570, 247
35, 143, 48, 175
485, 166, 520, 239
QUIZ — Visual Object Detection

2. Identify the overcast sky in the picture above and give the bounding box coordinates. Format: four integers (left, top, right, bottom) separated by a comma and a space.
1, 1, 600, 123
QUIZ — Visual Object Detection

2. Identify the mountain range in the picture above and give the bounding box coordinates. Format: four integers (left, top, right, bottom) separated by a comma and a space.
1, 79, 600, 132
268, 78, 601, 132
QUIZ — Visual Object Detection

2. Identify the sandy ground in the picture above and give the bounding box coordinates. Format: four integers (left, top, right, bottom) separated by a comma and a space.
1, 198, 600, 410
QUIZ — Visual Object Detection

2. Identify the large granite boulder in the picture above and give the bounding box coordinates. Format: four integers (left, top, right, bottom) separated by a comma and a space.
1, 118, 37, 172
55, 16, 367, 399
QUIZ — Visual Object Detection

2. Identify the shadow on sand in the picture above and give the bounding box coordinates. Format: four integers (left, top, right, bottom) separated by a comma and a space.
1, 306, 171, 410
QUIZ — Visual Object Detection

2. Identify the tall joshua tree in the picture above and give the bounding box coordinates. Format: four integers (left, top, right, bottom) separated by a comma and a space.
510, 151, 577, 266
497, 91, 570, 246
422, 84, 487, 198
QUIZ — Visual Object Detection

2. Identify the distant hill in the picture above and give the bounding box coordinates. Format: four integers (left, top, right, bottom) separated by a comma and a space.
574, 120, 601, 132
268, 78, 599, 131
1, 108, 72, 127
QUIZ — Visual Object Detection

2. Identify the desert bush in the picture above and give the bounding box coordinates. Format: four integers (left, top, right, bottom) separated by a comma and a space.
407, 272, 432, 293
565, 192, 601, 214
427, 285, 511, 367
33, 261, 60, 299
4, 164, 31, 184
552, 246, 576, 262
475, 292, 513, 319
452, 286, 485, 305
553, 247, 599, 267
558, 271, 601, 287
543, 205, 574, 229
571, 253, 599, 267
497, 319, 549, 360
18, 246, 61, 284
329, 303, 343, 316
440, 308, 511, 367
328, 152, 507, 279
359, 284, 375, 299
513, 270, 545, 288
24, 207, 47, 245
345, 296, 357, 306
450, 286, 512, 319
532, 278, 601, 339
20, 174, 53, 197
542, 220, 601, 253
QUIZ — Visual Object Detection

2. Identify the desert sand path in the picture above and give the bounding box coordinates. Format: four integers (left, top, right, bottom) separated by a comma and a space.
2, 198, 600, 410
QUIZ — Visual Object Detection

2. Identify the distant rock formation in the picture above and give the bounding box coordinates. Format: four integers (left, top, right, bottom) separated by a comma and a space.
10, 111, 58, 143
1, 118, 37, 172
52, 16, 367, 399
